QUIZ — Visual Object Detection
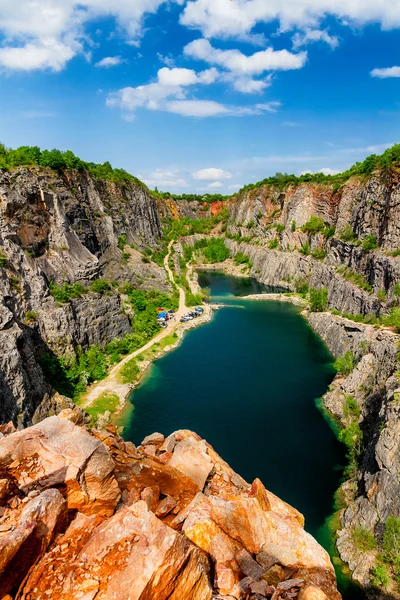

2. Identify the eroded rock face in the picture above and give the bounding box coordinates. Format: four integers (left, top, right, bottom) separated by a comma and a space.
0, 418, 341, 600
0, 166, 175, 425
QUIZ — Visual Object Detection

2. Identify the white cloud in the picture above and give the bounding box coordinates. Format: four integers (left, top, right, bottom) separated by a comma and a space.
292, 29, 339, 49
230, 75, 271, 94
0, 38, 77, 71
0, 0, 180, 71
157, 52, 175, 68
164, 99, 229, 117
301, 167, 340, 175
208, 181, 223, 188
180, 0, 400, 40
192, 168, 232, 180
371, 66, 400, 78
184, 38, 307, 75
107, 66, 217, 114
107, 65, 282, 118
142, 169, 188, 188
95, 55, 125, 68
158, 66, 218, 86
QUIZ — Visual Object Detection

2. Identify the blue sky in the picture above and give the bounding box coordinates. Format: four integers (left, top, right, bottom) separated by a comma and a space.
0, 1, 399, 193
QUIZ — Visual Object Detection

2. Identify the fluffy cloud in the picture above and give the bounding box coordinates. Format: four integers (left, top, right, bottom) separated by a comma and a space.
0, 0, 180, 71
192, 168, 232, 180
142, 169, 188, 188
184, 38, 305, 94
184, 39, 306, 75
371, 66, 400, 78
107, 66, 216, 114
207, 181, 223, 188
0, 38, 77, 71
95, 56, 125, 68
107, 65, 282, 118
157, 66, 218, 86
180, 0, 400, 40
292, 29, 339, 49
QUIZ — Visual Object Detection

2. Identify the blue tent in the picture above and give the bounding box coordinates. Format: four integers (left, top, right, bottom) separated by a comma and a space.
157, 312, 168, 319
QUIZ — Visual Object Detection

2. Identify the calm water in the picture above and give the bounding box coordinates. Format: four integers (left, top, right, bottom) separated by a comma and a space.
121, 272, 364, 599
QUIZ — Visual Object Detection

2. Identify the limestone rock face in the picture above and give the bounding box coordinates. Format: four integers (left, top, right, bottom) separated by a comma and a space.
0, 166, 176, 425
0, 418, 341, 600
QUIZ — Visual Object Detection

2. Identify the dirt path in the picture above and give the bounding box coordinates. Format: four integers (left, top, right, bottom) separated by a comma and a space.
82, 240, 194, 409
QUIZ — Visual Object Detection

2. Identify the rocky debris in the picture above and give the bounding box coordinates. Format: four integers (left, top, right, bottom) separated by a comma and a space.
0, 417, 341, 600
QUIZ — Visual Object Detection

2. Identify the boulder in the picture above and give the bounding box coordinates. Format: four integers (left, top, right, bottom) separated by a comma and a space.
0, 416, 120, 516
0, 489, 67, 597
17, 501, 212, 600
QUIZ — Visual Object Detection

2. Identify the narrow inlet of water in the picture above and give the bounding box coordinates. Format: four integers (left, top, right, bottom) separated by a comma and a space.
120, 271, 365, 599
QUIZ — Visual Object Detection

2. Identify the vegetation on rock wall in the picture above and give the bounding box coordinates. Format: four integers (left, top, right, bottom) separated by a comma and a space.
238, 143, 400, 194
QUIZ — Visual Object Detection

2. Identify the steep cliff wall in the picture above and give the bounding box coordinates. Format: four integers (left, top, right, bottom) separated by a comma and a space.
228, 169, 400, 315
227, 168, 400, 596
0, 166, 173, 425
0, 413, 341, 600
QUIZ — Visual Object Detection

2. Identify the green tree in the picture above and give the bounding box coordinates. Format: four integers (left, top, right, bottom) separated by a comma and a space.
309, 287, 328, 312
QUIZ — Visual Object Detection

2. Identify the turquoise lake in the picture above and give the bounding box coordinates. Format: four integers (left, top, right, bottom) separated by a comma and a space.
122, 271, 365, 599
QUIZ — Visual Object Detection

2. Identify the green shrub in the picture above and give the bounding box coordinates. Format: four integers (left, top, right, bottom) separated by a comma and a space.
234, 252, 252, 266
383, 308, 400, 332
269, 238, 279, 249
291, 220, 296, 232
0, 252, 7, 267
120, 358, 139, 384
383, 516, 400, 565
275, 224, 285, 233
344, 395, 360, 419
299, 242, 310, 255
302, 215, 325, 234
351, 526, 376, 552
24, 311, 38, 323
390, 249, 400, 257
309, 287, 328, 312
339, 420, 363, 477
377, 289, 387, 302
312, 247, 327, 260
294, 277, 309, 295
117, 234, 127, 251
337, 266, 373, 293
247, 220, 254, 229
196, 237, 230, 263
371, 564, 390, 589
394, 284, 400, 297
323, 226, 336, 238
362, 234, 379, 252
340, 225, 358, 242
91, 279, 110, 294
334, 351, 356, 375
49, 282, 86, 303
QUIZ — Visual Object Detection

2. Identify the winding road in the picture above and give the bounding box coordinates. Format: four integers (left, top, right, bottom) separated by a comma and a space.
82, 240, 194, 410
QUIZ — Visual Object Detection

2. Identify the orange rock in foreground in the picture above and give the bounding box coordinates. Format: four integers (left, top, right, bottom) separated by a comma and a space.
0, 414, 341, 600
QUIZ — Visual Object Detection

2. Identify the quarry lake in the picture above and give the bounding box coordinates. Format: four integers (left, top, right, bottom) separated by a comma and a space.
122, 272, 363, 598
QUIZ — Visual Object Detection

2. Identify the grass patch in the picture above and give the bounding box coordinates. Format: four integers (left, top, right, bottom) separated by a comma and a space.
84, 393, 119, 420
119, 358, 140, 384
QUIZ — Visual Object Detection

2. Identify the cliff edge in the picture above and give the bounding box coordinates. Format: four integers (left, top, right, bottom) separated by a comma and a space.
0, 412, 340, 600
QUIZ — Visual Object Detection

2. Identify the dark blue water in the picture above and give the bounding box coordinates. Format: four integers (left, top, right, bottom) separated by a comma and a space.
121, 272, 364, 598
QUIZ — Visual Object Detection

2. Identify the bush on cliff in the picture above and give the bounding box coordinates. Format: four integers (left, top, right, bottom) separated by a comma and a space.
302, 215, 325, 235
309, 287, 328, 312
362, 235, 379, 252
340, 225, 358, 243
294, 277, 309, 295
334, 351, 355, 375
351, 526, 376, 552
49, 282, 87, 303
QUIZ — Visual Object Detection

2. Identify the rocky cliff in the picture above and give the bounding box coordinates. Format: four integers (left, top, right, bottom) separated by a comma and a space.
227, 169, 400, 314
226, 169, 400, 596
0, 412, 340, 600
0, 166, 175, 425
